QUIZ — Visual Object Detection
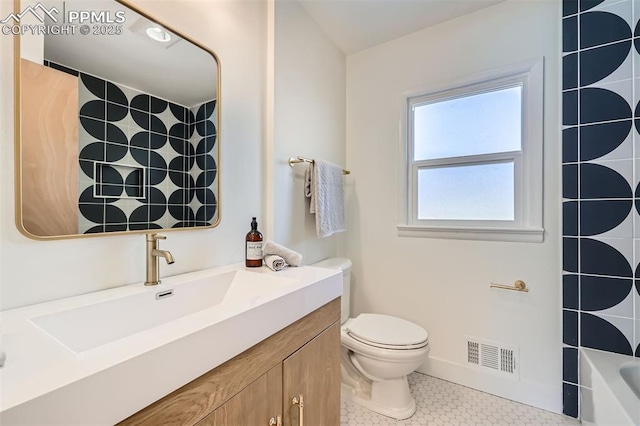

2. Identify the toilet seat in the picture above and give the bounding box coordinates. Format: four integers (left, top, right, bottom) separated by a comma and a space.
346, 314, 429, 350
346, 333, 429, 350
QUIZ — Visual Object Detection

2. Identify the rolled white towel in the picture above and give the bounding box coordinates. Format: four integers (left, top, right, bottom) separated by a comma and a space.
262, 240, 302, 267
264, 254, 286, 272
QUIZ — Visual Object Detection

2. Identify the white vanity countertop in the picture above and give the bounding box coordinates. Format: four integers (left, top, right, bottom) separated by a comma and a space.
0, 264, 341, 425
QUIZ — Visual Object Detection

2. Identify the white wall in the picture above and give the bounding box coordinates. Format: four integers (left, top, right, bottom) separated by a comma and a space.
0, 0, 267, 310
346, 1, 562, 413
268, 0, 346, 264
19, 0, 44, 64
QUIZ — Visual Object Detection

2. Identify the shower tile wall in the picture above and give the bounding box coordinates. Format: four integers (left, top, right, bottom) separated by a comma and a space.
73, 69, 218, 233
562, 0, 640, 418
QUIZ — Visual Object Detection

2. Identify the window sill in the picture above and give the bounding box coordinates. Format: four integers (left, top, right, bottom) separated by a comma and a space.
397, 225, 544, 243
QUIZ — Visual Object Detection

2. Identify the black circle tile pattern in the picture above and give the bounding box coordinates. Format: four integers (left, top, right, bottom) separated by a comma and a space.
580, 120, 631, 162
580, 276, 632, 312
106, 82, 128, 106
580, 238, 632, 278
579, 40, 631, 87
562, 1, 638, 411
77, 69, 217, 232
579, 0, 604, 13
579, 163, 632, 199
580, 313, 633, 355
580, 11, 631, 50
580, 88, 632, 124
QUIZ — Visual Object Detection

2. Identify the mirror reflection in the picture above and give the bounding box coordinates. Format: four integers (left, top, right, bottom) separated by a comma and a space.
17, 0, 220, 238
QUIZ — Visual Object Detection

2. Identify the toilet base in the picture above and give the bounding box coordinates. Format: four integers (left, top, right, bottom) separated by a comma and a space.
341, 377, 417, 420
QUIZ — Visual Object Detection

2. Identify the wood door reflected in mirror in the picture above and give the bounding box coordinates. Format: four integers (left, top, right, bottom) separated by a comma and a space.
15, 0, 220, 239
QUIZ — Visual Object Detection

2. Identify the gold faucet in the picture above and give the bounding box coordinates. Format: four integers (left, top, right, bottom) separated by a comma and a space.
145, 233, 175, 286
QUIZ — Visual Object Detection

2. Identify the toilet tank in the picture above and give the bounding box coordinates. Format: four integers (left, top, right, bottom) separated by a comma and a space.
312, 258, 352, 324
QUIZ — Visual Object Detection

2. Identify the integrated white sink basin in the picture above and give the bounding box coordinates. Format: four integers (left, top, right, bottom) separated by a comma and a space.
30, 272, 234, 354
31, 270, 291, 353
620, 362, 640, 399
0, 264, 341, 425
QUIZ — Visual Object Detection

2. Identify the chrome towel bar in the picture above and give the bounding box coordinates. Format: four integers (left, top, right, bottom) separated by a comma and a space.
288, 156, 351, 175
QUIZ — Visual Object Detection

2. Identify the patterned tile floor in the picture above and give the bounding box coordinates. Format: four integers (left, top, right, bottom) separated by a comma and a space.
341, 373, 581, 425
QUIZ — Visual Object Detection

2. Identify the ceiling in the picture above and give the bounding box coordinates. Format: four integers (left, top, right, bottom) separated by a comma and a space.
42, 0, 217, 107
298, 0, 505, 54
40, 0, 503, 103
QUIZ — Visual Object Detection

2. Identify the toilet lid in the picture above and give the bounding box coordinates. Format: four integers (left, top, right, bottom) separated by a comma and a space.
346, 314, 429, 349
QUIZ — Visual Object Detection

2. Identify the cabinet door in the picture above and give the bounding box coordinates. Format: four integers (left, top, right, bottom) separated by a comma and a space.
283, 322, 341, 426
198, 364, 282, 426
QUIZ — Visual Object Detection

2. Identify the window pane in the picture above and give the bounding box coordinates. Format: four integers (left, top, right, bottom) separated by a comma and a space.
413, 86, 522, 161
417, 162, 514, 221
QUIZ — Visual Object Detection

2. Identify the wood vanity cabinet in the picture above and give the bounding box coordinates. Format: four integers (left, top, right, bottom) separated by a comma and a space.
282, 323, 340, 426
198, 364, 283, 426
119, 298, 341, 426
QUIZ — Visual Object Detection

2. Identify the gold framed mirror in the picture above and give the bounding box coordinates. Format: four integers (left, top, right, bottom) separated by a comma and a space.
13, 0, 220, 239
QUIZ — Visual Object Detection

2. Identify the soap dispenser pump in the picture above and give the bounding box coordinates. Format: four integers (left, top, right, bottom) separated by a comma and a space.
245, 217, 263, 267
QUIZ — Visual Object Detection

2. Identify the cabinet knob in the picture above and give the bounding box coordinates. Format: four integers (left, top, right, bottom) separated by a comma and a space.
291, 395, 304, 426
268, 416, 282, 426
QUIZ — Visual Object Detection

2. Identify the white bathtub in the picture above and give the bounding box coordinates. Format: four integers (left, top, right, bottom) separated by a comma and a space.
580, 348, 640, 425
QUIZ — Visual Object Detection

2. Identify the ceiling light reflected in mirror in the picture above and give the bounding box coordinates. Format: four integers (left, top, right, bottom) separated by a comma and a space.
145, 26, 170, 43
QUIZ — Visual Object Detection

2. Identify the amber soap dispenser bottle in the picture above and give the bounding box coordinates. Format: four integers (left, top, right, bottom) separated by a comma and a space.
245, 217, 263, 267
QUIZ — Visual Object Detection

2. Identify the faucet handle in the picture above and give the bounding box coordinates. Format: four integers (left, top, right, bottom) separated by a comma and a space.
147, 233, 167, 242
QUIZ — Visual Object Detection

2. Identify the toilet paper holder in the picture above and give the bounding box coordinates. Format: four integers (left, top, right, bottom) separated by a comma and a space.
490, 280, 529, 292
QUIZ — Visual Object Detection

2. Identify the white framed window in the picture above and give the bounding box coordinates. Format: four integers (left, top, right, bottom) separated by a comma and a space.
397, 59, 544, 242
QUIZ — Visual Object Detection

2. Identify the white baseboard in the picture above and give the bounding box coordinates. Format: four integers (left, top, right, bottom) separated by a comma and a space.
417, 356, 563, 414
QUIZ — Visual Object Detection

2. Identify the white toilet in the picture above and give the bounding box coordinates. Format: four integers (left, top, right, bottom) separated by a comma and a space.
313, 258, 429, 420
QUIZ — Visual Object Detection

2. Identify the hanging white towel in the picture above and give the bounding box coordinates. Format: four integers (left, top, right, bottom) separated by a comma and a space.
304, 159, 346, 238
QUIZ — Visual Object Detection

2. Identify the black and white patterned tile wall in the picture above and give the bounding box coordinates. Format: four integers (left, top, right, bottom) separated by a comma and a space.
562, 0, 640, 418
65, 67, 218, 234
